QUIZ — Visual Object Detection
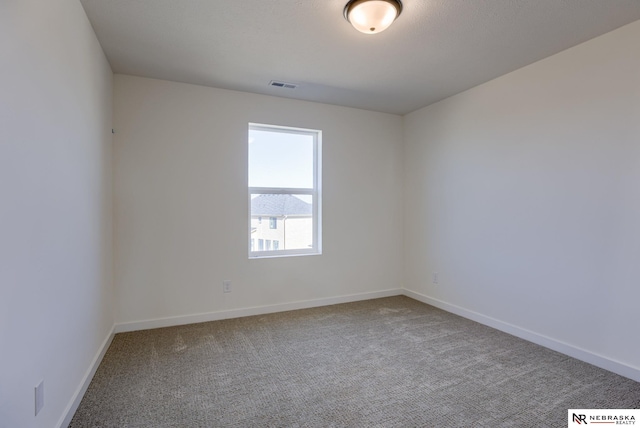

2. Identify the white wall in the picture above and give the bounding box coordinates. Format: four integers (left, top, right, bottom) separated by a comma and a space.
113, 75, 404, 325
404, 21, 640, 376
0, 0, 114, 427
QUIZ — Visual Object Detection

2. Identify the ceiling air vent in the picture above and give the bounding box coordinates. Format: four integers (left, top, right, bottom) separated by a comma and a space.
269, 80, 297, 89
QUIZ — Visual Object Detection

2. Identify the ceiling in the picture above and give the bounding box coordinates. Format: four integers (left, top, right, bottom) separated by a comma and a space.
80, 0, 640, 115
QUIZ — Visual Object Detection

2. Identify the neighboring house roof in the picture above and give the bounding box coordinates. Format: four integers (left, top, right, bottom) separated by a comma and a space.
251, 194, 312, 216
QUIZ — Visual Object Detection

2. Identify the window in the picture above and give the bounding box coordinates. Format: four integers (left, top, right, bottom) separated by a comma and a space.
249, 123, 321, 258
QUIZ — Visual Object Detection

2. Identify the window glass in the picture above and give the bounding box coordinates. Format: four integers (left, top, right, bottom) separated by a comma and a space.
248, 124, 321, 258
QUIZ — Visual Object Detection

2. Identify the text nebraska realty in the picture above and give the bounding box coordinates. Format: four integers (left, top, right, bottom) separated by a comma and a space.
581, 414, 636, 424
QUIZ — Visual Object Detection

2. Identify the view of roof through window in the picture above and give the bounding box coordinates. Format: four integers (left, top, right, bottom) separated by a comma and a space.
248, 124, 321, 257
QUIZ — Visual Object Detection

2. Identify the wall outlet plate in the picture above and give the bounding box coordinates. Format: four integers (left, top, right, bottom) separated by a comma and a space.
222, 280, 231, 293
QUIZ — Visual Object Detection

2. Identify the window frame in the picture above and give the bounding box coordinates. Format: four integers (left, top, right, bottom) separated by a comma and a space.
248, 123, 322, 259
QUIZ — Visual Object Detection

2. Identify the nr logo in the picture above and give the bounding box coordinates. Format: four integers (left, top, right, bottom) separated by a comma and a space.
573, 413, 588, 424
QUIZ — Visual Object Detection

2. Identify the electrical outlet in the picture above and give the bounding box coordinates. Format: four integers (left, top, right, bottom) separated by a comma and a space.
35, 380, 44, 416
432, 272, 439, 284
222, 280, 231, 293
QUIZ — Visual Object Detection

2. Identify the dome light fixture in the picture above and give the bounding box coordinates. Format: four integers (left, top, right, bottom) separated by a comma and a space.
343, 0, 403, 34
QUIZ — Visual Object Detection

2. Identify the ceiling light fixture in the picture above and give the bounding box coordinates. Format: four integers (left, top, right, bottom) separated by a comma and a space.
343, 0, 403, 34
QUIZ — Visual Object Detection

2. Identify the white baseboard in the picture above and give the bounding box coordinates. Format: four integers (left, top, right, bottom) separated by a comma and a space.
403, 289, 640, 383
57, 325, 115, 428
114, 288, 403, 333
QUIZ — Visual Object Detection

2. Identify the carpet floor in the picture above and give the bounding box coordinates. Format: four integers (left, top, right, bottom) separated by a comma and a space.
70, 296, 640, 427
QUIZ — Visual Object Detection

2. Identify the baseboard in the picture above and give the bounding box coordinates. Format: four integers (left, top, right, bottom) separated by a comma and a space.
403, 289, 640, 383
114, 288, 403, 333
57, 325, 115, 428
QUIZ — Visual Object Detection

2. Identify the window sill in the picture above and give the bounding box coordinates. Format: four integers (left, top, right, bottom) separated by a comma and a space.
249, 251, 322, 260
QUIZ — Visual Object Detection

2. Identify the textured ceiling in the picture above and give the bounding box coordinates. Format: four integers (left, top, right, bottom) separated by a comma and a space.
80, 0, 640, 115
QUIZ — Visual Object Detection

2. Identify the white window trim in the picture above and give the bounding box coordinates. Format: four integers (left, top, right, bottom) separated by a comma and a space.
248, 123, 322, 259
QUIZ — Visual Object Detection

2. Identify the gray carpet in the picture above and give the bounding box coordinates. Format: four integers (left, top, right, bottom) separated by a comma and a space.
70, 296, 640, 427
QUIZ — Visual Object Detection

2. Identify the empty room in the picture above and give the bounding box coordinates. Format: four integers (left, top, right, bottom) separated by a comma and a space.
2, 0, 640, 427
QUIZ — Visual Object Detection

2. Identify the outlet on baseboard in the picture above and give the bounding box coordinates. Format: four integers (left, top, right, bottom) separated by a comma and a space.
432, 272, 439, 284
35, 380, 44, 416
222, 280, 232, 293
